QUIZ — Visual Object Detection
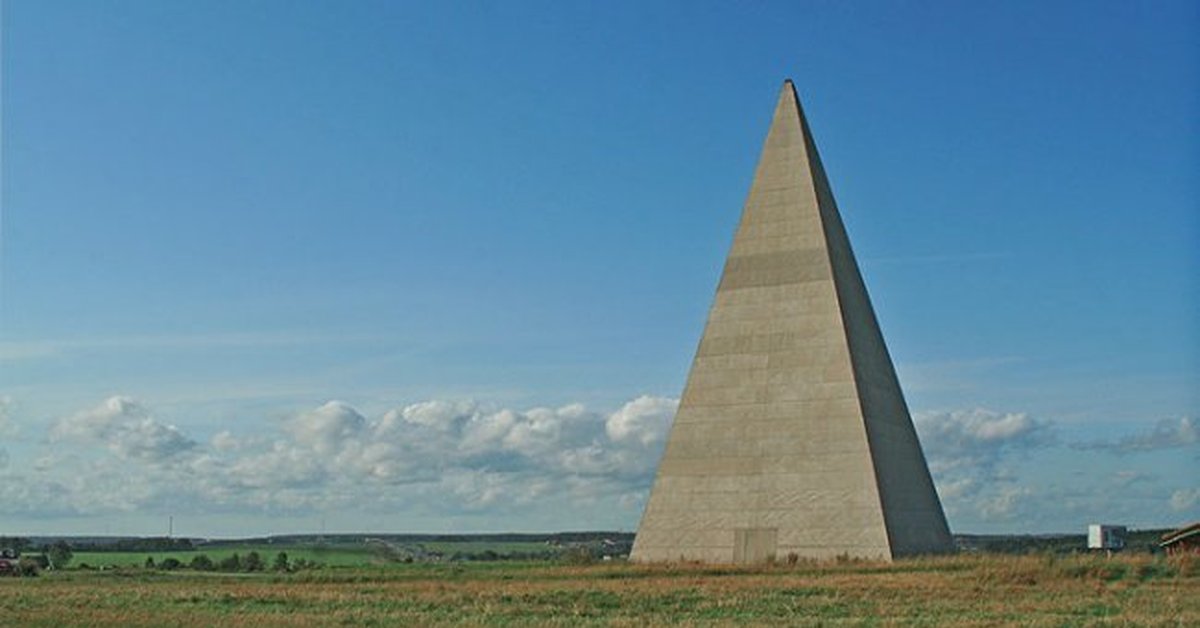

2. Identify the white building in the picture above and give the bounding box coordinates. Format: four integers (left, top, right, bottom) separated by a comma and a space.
1088, 524, 1127, 550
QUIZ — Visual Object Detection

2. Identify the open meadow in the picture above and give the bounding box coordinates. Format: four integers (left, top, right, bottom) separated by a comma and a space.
1, 552, 1195, 626
66, 540, 555, 570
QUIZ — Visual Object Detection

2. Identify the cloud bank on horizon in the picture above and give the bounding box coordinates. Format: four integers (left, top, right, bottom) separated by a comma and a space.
0, 394, 1194, 536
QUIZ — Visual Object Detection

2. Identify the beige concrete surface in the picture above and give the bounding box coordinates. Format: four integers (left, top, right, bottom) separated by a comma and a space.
630, 81, 953, 564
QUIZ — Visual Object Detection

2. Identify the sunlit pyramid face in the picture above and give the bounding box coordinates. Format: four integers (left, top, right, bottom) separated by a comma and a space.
631, 81, 953, 564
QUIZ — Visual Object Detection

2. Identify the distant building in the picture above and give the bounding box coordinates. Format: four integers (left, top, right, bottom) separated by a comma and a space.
1159, 522, 1200, 556
1087, 524, 1126, 550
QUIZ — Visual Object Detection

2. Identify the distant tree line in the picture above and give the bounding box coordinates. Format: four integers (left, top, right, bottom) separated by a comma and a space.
955, 529, 1171, 555
75, 537, 196, 552
446, 549, 560, 562
0, 537, 31, 553
3, 537, 197, 553
267, 531, 637, 546
129, 551, 320, 573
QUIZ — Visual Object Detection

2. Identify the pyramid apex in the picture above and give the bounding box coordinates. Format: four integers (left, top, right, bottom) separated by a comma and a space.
775, 79, 802, 114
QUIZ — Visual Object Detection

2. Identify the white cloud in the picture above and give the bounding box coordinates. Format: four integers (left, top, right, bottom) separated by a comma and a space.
384, 399, 476, 432
286, 401, 366, 455
915, 408, 1055, 523
50, 396, 196, 463
0, 396, 20, 438
606, 395, 678, 446
0, 397, 12, 469
1075, 417, 1197, 453
7, 393, 678, 520
915, 409, 1197, 530
211, 430, 239, 451
915, 408, 1054, 476
227, 442, 329, 489
977, 486, 1032, 520
1169, 488, 1200, 513
9, 395, 1188, 532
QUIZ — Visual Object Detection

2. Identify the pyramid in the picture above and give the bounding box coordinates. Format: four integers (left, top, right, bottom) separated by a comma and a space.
630, 81, 952, 563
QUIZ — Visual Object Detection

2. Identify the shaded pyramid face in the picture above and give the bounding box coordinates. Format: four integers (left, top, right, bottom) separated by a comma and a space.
630, 81, 952, 563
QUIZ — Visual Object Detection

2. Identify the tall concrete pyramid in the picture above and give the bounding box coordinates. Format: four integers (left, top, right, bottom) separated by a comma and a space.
630, 81, 952, 563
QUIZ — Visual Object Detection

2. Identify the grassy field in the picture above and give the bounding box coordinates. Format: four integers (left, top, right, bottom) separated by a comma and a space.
1, 553, 1195, 626
72, 546, 376, 569
69, 540, 555, 569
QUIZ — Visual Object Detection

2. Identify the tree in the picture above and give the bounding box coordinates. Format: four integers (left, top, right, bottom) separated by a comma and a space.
272, 551, 290, 572
46, 541, 73, 569
145, 556, 156, 569
0, 537, 31, 553
243, 551, 263, 572
17, 557, 40, 577
218, 553, 241, 572
189, 555, 214, 571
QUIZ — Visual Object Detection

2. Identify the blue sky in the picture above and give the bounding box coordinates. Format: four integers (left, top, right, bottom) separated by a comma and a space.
1, 1, 1196, 537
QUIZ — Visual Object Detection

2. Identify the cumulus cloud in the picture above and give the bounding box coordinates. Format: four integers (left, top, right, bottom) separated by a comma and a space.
977, 486, 1032, 520
1073, 417, 1197, 454
50, 396, 196, 462
915, 408, 1054, 476
10, 394, 679, 519
0, 395, 17, 437
286, 401, 367, 455
211, 430, 239, 451
1169, 488, 1200, 513
606, 395, 678, 446
0, 397, 12, 469
915, 409, 1199, 529
4, 393, 1195, 533
914, 408, 1055, 522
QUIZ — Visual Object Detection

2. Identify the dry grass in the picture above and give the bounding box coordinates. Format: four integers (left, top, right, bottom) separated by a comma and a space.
1, 553, 1195, 626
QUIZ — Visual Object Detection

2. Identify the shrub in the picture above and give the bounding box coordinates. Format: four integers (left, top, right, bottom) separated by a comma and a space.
218, 554, 242, 572
290, 558, 321, 571
1169, 553, 1197, 578
160, 558, 182, 570
190, 555, 214, 571
17, 557, 41, 577
562, 547, 595, 565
